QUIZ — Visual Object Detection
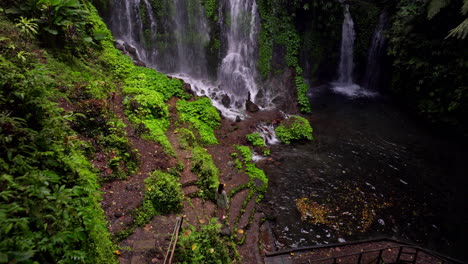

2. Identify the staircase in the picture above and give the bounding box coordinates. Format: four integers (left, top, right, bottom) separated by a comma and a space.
264, 238, 465, 264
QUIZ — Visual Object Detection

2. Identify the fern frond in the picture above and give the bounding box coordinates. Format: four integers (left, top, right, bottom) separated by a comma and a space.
462, 0, 468, 15
446, 18, 468, 39
427, 0, 451, 19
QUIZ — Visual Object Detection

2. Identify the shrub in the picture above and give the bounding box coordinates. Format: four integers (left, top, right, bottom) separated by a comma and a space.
177, 98, 220, 145
275, 116, 314, 144
144, 171, 183, 214
246, 132, 266, 147
191, 146, 219, 200
176, 218, 231, 264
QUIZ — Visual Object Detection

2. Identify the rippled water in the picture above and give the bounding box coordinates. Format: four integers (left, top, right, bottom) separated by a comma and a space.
261, 86, 468, 261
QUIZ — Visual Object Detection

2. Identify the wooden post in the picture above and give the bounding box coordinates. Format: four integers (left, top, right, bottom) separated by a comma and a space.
396, 246, 403, 262
377, 249, 383, 264
168, 216, 183, 264
412, 248, 419, 264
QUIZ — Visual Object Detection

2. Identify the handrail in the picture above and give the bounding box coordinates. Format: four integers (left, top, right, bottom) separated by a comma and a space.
264, 237, 466, 264
163, 216, 184, 264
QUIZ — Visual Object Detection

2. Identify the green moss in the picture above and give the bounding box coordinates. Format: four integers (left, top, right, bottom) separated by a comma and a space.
204, 0, 217, 21
176, 128, 197, 149
275, 116, 314, 144
144, 170, 184, 214
246, 132, 266, 147
234, 146, 268, 194
177, 98, 221, 145
191, 146, 220, 200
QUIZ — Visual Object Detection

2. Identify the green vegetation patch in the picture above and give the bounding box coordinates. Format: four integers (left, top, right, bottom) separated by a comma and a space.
122, 68, 182, 156
176, 218, 233, 263
191, 146, 220, 200
177, 98, 221, 145
123, 66, 188, 101
275, 116, 314, 144
246, 132, 266, 147
234, 146, 268, 194
144, 170, 184, 214
0, 21, 116, 264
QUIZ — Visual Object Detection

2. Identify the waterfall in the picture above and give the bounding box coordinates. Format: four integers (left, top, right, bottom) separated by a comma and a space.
362, 11, 388, 91
218, 0, 260, 109
171, 0, 210, 78
108, 0, 157, 64
106, 0, 265, 119
337, 4, 355, 84
332, 2, 377, 98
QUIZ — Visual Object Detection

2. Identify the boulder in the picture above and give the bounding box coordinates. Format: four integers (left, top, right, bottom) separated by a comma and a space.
246, 99, 260, 113
221, 94, 231, 108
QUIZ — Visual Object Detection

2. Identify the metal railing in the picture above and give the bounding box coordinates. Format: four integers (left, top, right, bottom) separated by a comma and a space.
265, 237, 466, 264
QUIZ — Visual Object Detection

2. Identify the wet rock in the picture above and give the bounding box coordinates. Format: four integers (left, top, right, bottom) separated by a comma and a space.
134, 60, 146, 67
221, 94, 231, 108
246, 99, 260, 113
114, 41, 125, 51
236, 116, 242, 122
123, 43, 138, 58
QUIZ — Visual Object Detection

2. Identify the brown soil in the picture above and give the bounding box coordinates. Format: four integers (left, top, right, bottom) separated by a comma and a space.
83, 84, 288, 263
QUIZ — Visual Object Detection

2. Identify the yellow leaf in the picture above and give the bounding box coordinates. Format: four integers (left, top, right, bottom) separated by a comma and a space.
209, 248, 214, 253
192, 244, 197, 251
114, 250, 121, 256
238, 229, 244, 234
290, 252, 295, 256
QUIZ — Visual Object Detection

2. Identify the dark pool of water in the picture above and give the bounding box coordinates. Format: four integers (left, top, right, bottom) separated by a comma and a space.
260, 86, 468, 261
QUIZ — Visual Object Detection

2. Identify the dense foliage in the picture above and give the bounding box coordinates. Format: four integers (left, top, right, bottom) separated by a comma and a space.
144, 170, 183, 214
246, 132, 266, 147
191, 146, 220, 200
0, 2, 118, 262
388, 0, 468, 132
177, 97, 221, 145
176, 218, 232, 264
275, 115, 314, 144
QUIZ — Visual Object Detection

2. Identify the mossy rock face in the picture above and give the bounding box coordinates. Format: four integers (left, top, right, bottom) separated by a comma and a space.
275, 116, 314, 144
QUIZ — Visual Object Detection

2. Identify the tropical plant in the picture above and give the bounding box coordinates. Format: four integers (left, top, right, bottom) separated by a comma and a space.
428, 0, 468, 39
14, 16, 38, 40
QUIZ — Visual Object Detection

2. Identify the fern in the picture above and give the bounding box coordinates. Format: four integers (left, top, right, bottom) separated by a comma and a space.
427, 0, 450, 19
447, 17, 468, 39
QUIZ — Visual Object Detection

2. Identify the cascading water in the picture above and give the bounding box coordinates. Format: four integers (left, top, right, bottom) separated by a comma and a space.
337, 4, 355, 84
106, 0, 264, 119
218, 0, 260, 110
108, 0, 158, 64
332, 2, 376, 98
170, 0, 210, 78
362, 11, 388, 91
